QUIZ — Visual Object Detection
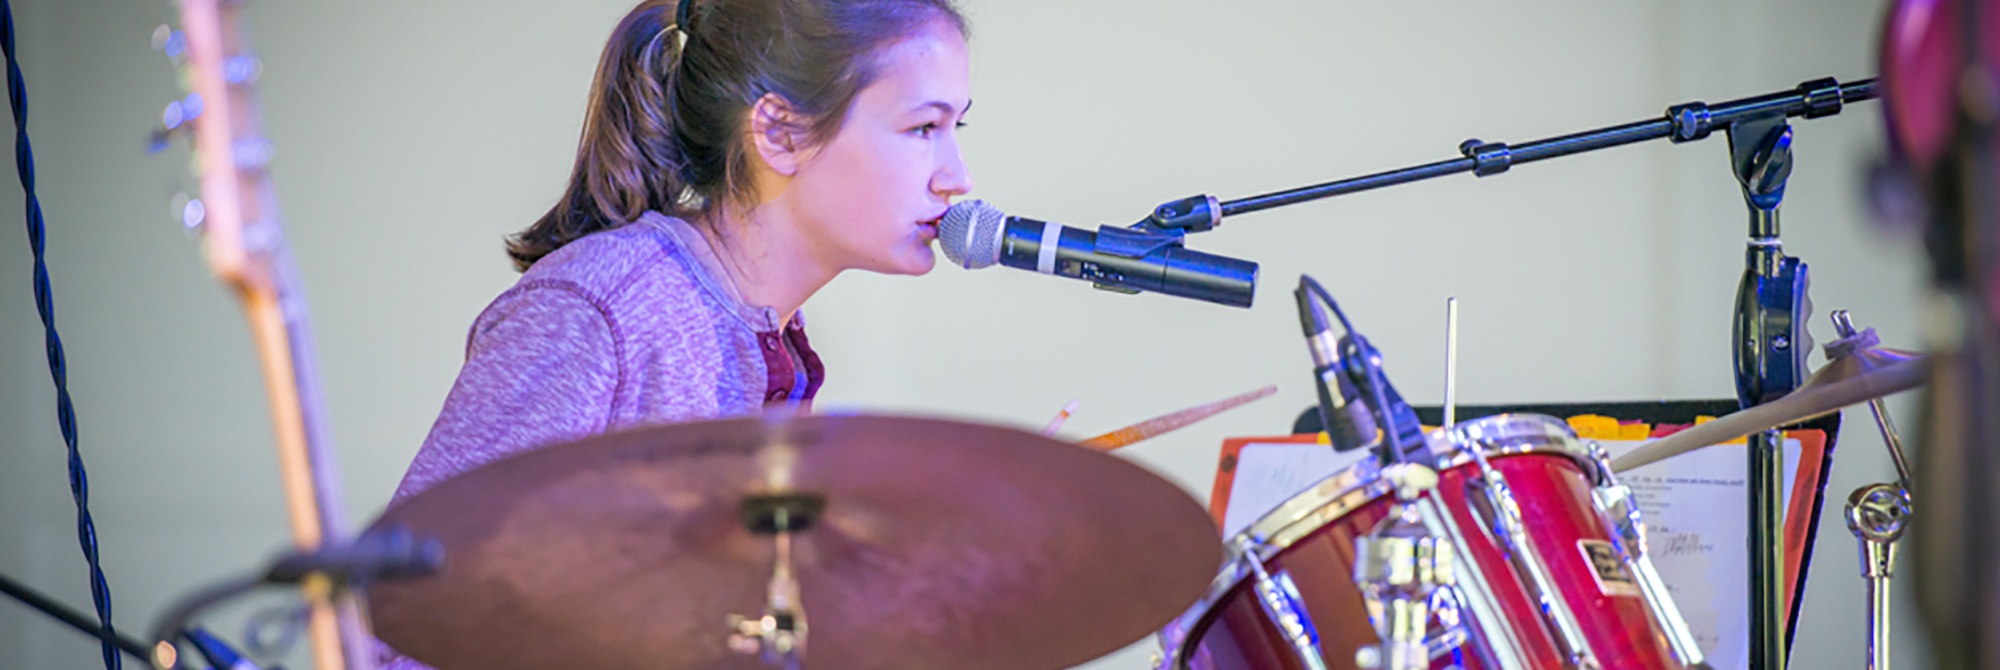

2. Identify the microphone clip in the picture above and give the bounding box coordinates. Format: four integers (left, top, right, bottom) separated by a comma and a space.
1087, 225, 1187, 295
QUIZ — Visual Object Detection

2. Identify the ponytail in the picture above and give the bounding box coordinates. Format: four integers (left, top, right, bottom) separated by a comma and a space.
506, 0, 691, 272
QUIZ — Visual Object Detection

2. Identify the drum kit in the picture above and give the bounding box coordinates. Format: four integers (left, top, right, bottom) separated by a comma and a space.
351, 340, 1922, 670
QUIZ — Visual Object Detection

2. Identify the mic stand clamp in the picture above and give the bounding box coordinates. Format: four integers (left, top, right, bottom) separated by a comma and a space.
1146, 194, 1222, 233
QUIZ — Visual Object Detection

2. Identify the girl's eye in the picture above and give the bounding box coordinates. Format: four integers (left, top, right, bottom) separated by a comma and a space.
913, 121, 966, 138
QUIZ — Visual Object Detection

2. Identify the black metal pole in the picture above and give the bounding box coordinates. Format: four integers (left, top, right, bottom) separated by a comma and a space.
1196, 77, 1877, 222
0, 570, 158, 665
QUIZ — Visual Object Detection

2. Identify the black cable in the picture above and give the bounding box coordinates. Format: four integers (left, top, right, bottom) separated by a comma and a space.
0, 571, 152, 664
0, 1, 121, 668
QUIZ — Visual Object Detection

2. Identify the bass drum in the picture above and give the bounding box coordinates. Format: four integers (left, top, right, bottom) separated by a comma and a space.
1156, 414, 1708, 670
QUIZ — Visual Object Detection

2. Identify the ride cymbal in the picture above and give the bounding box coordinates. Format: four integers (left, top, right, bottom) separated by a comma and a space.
368, 414, 1222, 670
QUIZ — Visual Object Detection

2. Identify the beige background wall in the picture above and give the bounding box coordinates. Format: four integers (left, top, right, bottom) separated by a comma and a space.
2, 0, 1932, 668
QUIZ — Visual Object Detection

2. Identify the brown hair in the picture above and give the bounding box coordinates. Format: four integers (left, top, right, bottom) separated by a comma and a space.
506, 0, 968, 271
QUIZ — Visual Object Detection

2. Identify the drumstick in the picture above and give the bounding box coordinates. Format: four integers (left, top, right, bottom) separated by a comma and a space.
1042, 399, 1080, 437
1611, 359, 1927, 471
1080, 385, 1278, 451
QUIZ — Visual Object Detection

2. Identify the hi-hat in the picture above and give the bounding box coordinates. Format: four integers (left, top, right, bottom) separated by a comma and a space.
366, 414, 1223, 670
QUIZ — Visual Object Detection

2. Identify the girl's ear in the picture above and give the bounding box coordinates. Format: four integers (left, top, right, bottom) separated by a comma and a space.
749, 93, 813, 176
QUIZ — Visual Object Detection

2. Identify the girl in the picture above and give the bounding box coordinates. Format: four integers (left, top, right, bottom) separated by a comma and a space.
394, 0, 971, 500
379, 0, 970, 663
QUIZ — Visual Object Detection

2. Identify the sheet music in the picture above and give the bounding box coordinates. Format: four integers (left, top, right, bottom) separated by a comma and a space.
1221, 442, 1371, 537
1597, 437, 1802, 670
1224, 435, 1802, 667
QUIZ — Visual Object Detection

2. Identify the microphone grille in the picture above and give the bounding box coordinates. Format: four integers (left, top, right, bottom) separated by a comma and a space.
937, 199, 1006, 270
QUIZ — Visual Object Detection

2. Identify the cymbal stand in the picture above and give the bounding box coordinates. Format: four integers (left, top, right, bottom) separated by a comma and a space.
1830, 310, 1915, 670
728, 493, 823, 670
1846, 484, 1910, 670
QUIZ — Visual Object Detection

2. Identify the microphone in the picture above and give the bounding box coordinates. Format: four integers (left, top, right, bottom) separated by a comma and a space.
1295, 274, 1432, 467
937, 200, 1258, 308
183, 627, 279, 670
1294, 281, 1377, 452
262, 527, 445, 586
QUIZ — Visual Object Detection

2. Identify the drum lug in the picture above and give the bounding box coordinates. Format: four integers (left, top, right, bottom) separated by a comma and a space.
1585, 441, 1712, 668
1236, 537, 1332, 670
1458, 439, 1602, 669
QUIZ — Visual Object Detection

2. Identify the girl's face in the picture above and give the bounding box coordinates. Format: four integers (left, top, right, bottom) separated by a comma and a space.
788, 19, 972, 276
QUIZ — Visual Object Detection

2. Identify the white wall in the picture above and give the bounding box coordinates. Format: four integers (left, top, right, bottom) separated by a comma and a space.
0, 0, 1934, 668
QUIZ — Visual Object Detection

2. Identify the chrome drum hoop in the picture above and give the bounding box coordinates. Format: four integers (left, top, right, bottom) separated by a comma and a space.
1156, 413, 1600, 668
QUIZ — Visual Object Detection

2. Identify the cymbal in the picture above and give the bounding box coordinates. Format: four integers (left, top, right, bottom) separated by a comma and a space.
1611, 348, 1927, 471
366, 414, 1223, 670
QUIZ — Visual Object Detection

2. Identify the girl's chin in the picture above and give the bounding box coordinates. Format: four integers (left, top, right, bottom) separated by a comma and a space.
895, 247, 939, 276
852, 245, 938, 277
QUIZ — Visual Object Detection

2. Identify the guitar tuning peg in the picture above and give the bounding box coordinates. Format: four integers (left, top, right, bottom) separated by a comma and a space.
151, 25, 187, 63
223, 55, 263, 86
147, 92, 204, 153
171, 192, 206, 234
182, 199, 207, 234
161, 92, 203, 132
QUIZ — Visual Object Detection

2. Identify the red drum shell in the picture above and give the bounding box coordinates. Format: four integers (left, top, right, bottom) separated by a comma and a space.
1160, 415, 1693, 670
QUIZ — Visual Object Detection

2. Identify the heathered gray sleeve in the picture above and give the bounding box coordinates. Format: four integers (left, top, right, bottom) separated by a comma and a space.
389, 283, 621, 505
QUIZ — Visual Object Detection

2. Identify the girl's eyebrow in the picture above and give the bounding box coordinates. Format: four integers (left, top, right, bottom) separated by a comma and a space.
909, 99, 973, 116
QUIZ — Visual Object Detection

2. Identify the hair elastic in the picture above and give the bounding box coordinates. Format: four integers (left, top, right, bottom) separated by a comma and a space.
675, 0, 693, 32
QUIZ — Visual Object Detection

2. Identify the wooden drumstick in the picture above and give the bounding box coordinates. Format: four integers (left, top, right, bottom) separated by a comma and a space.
1611, 353, 1927, 471
1080, 385, 1278, 451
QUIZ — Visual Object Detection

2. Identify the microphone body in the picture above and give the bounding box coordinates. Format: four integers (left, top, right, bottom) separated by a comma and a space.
939, 200, 1258, 308
998, 218, 1258, 307
262, 527, 444, 585
1295, 285, 1377, 452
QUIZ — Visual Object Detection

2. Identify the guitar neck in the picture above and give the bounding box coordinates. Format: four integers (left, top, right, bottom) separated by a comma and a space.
172, 0, 373, 667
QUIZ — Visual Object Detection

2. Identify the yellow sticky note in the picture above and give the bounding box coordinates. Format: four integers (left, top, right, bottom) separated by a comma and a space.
1617, 422, 1653, 440
1568, 415, 1618, 439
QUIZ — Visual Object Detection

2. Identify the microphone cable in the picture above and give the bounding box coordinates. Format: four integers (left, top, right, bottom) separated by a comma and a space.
1, 1, 122, 667
1298, 274, 1413, 463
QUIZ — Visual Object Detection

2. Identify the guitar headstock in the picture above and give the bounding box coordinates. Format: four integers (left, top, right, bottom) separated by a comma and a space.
157, 0, 280, 294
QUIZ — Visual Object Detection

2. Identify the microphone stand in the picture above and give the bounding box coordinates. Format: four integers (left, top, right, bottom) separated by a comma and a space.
1138, 77, 1876, 232
1145, 76, 1880, 670
1728, 113, 1809, 670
